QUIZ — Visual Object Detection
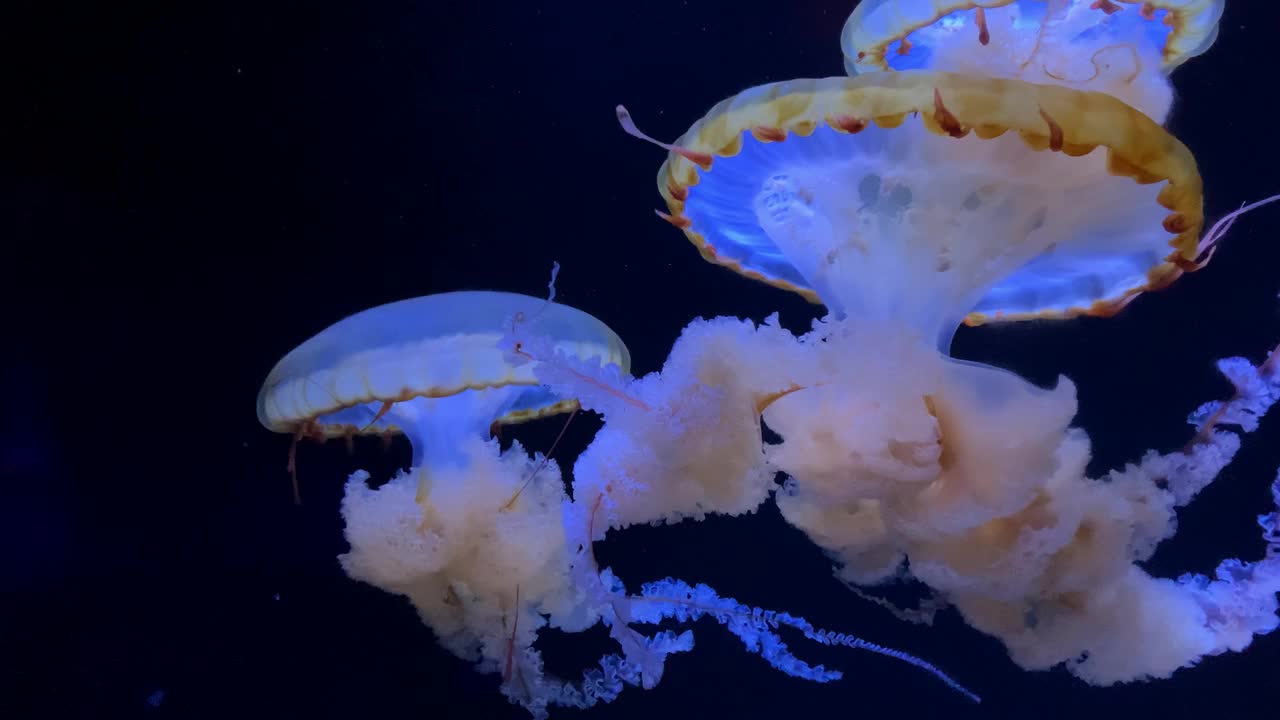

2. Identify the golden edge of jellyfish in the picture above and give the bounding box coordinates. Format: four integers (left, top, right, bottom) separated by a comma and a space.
845, 0, 1222, 74
654, 71, 1204, 327
264, 381, 580, 440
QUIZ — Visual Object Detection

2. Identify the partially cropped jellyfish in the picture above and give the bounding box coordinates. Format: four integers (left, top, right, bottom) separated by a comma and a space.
619, 66, 1280, 685
840, 0, 1225, 122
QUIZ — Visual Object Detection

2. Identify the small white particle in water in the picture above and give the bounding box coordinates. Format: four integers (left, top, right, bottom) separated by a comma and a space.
273, 593, 281, 601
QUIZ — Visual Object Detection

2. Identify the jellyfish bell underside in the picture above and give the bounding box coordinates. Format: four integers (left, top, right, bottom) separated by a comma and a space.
257, 289, 630, 467
841, 0, 1226, 122
659, 70, 1201, 351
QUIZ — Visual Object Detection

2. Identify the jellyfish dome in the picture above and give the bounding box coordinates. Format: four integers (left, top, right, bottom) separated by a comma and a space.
643, 69, 1202, 347
257, 289, 630, 467
840, 0, 1225, 122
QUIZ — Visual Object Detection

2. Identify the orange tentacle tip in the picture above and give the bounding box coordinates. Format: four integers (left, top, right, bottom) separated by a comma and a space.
678, 147, 715, 170
750, 125, 787, 143
1162, 212, 1191, 233
655, 209, 693, 229
933, 88, 968, 138
1171, 252, 1208, 272
665, 179, 689, 202
827, 114, 868, 134
1090, 0, 1122, 15
1039, 108, 1065, 152
359, 399, 396, 432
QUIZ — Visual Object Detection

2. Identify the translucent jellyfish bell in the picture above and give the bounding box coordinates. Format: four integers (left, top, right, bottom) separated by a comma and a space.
840, 0, 1225, 122
634, 70, 1202, 349
257, 290, 630, 470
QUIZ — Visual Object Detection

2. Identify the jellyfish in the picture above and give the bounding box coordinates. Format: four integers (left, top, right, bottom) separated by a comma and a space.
256, 289, 631, 697
619, 67, 1280, 684
258, 285, 978, 717
840, 0, 1225, 122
